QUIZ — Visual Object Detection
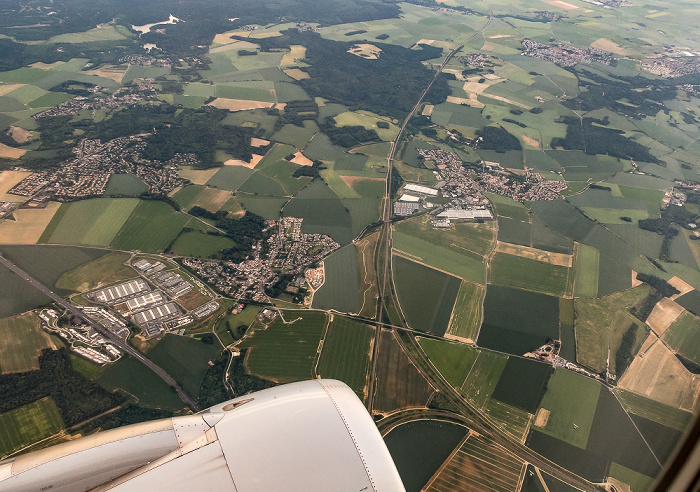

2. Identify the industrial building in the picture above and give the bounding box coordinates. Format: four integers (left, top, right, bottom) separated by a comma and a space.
394, 201, 420, 216
404, 183, 438, 196
92, 279, 150, 304
127, 291, 165, 312
436, 208, 493, 220
133, 302, 181, 325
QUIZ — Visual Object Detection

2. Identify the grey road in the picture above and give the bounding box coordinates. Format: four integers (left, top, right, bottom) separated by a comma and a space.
0, 253, 200, 412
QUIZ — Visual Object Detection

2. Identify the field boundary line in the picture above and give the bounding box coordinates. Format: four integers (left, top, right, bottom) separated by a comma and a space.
392, 249, 465, 280
474, 219, 498, 342
422, 431, 472, 491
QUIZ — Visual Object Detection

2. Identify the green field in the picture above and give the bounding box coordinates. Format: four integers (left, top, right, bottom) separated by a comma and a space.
55, 252, 134, 293
615, 389, 693, 432
460, 349, 508, 408
0, 398, 63, 457
312, 245, 361, 314
237, 170, 288, 196
237, 311, 327, 383
236, 194, 287, 220
393, 255, 461, 336
41, 198, 140, 247
418, 338, 477, 388
170, 231, 235, 258
574, 244, 600, 298
663, 312, 700, 365
489, 252, 571, 297
215, 305, 263, 346
173, 185, 206, 209
97, 356, 186, 411
0, 244, 108, 301
392, 216, 494, 283
49, 24, 132, 43
206, 166, 255, 192
574, 285, 651, 373
111, 201, 190, 252
316, 317, 374, 400
608, 462, 655, 492
478, 285, 560, 356
104, 174, 149, 196
148, 335, 223, 400
0, 312, 53, 374
446, 281, 484, 341
534, 369, 601, 449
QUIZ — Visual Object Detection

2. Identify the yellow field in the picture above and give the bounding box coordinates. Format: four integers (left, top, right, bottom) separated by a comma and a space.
0, 143, 26, 159
0, 202, 61, 244
290, 152, 314, 166
422, 104, 434, 116
178, 167, 220, 185
495, 241, 573, 267
225, 154, 264, 169
0, 171, 32, 201
83, 65, 128, 83
283, 68, 310, 80
208, 98, 275, 111
0, 84, 24, 96
191, 187, 232, 212
250, 138, 270, 147
521, 134, 540, 148
209, 39, 259, 54
590, 38, 629, 56
280, 45, 307, 66
347, 43, 382, 60
7, 126, 31, 144
29, 61, 65, 69
646, 298, 685, 337
669, 276, 694, 299
546, 0, 579, 10
618, 338, 700, 412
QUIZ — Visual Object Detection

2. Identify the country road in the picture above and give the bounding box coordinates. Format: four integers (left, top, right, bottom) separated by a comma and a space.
0, 253, 200, 413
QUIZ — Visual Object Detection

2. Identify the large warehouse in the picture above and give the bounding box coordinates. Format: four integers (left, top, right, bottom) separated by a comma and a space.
133, 302, 180, 325
93, 279, 150, 304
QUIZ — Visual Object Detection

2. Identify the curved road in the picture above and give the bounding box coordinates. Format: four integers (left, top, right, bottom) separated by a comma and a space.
0, 253, 200, 413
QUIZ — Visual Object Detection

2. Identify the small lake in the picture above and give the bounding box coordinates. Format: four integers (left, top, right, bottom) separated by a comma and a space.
383, 419, 468, 492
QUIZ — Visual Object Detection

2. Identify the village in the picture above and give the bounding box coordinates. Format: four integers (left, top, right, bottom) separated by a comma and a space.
182, 216, 339, 302
521, 39, 613, 67
8, 135, 191, 199
393, 148, 567, 226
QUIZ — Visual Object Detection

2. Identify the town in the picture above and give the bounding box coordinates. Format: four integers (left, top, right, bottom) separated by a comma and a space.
8, 135, 191, 199
521, 39, 613, 67
182, 217, 339, 302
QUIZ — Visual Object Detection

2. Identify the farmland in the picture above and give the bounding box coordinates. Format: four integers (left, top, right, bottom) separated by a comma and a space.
97, 356, 186, 411
111, 201, 190, 253
54, 252, 134, 293
170, 231, 235, 258
312, 245, 361, 314
316, 317, 374, 400
40, 198, 140, 247
489, 252, 572, 297
574, 244, 600, 298
0, 202, 61, 245
491, 357, 551, 414
574, 286, 651, 373
425, 432, 525, 492
461, 350, 508, 408
355, 232, 379, 318
393, 255, 461, 336
445, 281, 484, 342
662, 312, 700, 365
147, 335, 223, 400
615, 389, 693, 433
0, 312, 55, 373
0, 398, 63, 457
237, 311, 327, 383
618, 339, 699, 412
214, 305, 263, 346
374, 329, 435, 413
418, 338, 477, 388
532, 369, 601, 449
477, 286, 560, 356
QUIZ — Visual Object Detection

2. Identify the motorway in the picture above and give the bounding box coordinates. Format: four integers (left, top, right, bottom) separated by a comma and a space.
0, 253, 201, 413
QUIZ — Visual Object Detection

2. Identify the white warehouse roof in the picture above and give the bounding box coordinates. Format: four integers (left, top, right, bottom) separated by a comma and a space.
404, 183, 438, 196
0, 380, 405, 492
398, 194, 420, 202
